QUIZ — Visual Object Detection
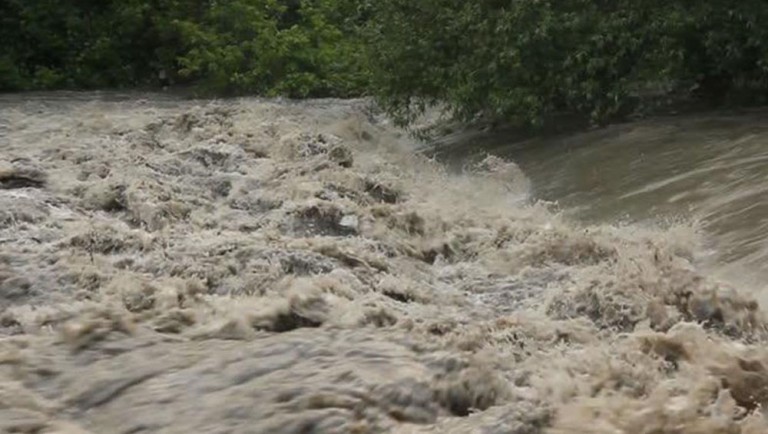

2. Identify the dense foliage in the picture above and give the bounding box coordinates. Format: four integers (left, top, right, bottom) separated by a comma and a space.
366, 0, 768, 126
0, 0, 368, 97
174, 0, 369, 96
3, 0, 768, 126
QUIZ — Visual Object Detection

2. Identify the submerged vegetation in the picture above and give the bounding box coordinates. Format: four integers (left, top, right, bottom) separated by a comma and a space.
3, 1, 768, 125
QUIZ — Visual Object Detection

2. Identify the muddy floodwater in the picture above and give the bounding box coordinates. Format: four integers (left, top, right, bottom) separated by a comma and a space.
1, 93, 768, 433
434, 110, 768, 287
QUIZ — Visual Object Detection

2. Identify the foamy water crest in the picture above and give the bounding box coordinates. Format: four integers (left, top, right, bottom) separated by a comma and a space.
0, 94, 766, 433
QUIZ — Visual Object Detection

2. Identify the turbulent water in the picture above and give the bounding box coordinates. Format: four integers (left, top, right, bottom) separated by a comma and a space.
1, 93, 768, 433
433, 111, 768, 288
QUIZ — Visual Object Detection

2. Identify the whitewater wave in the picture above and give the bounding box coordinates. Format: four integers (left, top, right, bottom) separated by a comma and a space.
0, 94, 766, 433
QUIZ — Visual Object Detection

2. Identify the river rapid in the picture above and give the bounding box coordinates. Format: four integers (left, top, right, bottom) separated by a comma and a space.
435, 111, 768, 290
1, 93, 767, 433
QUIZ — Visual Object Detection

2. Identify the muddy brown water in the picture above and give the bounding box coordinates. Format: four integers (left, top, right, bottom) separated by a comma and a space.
433, 110, 768, 288
2, 93, 768, 433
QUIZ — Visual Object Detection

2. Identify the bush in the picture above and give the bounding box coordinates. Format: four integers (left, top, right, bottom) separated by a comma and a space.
365, 0, 768, 127
175, 0, 368, 97
0, 0, 368, 97
4, 0, 768, 124
0, 0, 172, 90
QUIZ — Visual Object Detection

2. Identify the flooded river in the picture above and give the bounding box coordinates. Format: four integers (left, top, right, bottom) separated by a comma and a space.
434, 110, 768, 287
2, 93, 768, 433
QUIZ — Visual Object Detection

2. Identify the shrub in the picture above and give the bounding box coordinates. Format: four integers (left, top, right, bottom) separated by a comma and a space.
365, 0, 768, 127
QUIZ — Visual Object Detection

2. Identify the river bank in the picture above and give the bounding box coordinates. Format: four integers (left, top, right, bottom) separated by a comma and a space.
1, 94, 766, 433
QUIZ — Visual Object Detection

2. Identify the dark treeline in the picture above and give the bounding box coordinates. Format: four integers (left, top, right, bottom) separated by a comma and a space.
0, 0, 368, 97
4, 1, 768, 127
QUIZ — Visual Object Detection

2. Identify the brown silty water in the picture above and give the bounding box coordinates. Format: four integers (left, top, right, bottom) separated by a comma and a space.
1, 93, 768, 433
434, 111, 768, 288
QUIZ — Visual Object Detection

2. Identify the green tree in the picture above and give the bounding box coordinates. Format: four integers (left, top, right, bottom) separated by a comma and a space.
0, 0, 368, 96
175, 0, 368, 97
365, 0, 768, 127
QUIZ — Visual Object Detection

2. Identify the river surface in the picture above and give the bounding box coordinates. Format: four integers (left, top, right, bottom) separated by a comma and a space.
433, 110, 768, 286
3, 93, 768, 433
